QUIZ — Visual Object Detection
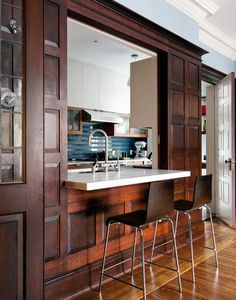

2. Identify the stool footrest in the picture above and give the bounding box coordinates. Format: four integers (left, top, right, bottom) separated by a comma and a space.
153, 239, 173, 250
101, 272, 144, 291
103, 258, 132, 272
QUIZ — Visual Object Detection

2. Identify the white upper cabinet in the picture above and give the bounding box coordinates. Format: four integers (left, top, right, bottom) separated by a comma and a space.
82, 64, 99, 110
67, 59, 83, 107
67, 59, 130, 113
99, 69, 116, 112
114, 73, 130, 114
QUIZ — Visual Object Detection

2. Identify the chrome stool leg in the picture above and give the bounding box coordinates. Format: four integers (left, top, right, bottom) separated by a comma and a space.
185, 212, 195, 283
131, 228, 138, 277
139, 228, 146, 300
205, 205, 219, 267
150, 221, 158, 263
174, 210, 179, 236
99, 222, 111, 292
169, 218, 182, 292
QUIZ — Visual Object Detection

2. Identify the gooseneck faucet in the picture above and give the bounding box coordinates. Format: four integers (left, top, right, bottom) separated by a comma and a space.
88, 129, 109, 166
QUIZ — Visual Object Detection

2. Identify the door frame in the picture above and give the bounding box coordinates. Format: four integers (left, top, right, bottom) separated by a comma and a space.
202, 65, 236, 226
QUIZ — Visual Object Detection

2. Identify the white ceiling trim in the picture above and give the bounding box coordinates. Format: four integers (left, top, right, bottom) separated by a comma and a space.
165, 0, 219, 22
193, 0, 219, 15
200, 20, 236, 60
199, 28, 236, 60
165, 0, 208, 22
166, 0, 236, 61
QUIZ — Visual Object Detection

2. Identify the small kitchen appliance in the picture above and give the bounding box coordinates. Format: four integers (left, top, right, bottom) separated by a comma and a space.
134, 141, 147, 158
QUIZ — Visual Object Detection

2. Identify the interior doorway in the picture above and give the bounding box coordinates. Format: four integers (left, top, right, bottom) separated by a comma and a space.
201, 69, 236, 227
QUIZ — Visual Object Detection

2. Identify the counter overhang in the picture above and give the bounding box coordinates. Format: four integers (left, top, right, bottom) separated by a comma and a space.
65, 168, 190, 191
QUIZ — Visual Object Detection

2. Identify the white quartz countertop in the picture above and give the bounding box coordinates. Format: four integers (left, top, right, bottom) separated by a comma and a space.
65, 168, 190, 191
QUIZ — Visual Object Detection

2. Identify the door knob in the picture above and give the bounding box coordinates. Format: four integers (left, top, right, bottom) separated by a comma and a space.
225, 158, 236, 164
225, 158, 236, 171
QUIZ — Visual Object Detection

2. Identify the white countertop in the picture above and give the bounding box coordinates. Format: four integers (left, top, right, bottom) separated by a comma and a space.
65, 167, 190, 191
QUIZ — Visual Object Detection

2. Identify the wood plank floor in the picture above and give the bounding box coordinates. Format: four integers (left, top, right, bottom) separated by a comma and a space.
68, 219, 236, 300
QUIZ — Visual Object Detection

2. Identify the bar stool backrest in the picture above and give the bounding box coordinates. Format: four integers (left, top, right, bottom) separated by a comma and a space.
145, 180, 174, 223
192, 174, 212, 209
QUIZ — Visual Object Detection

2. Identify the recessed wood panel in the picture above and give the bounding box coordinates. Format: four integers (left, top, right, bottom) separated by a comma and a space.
45, 163, 60, 207
187, 94, 199, 120
44, 55, 59, 99
187, 62, 199, 89
45, 0, 59, 47
44, 109, 59, 152
0, 214, 23, 300
172, 90, 184, 118
104, 203, 125, 240
172, 124, 184, 150
172, 55, 184, 85
45, 215, 60, 261
187, 126, 199, 149
68, 211, 96, 253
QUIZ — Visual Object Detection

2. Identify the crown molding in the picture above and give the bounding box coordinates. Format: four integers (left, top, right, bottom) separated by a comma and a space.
194, 0, 219, 15
165, 0, 208, 22
199, 28, 236, 60
166, 0, 236, 61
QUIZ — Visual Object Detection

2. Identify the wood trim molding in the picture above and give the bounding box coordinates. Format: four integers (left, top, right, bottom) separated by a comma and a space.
201, 63, 225, 84
68, 0, 207, 58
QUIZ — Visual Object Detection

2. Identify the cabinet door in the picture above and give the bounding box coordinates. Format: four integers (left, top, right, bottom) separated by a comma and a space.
67, 59, 83, 107
114, 73, 130, 114
130, 57, 157, 128
99, 69, 116, 112
83, 64, 99, 109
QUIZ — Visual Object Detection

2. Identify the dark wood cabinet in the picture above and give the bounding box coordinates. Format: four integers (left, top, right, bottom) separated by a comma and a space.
165, 50, 201, 201
0, 0, 44, 299
67, 106, 83, 134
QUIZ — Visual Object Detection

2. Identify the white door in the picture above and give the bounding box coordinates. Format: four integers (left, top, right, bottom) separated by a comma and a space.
215, 73, 235, 227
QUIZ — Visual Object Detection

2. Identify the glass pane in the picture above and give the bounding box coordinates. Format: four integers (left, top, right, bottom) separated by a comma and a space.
13, 43, 22, 76
14, 113, 22, 147
1, 41, 12, 76
0, 112, 13, 147
0, 148, 22, 183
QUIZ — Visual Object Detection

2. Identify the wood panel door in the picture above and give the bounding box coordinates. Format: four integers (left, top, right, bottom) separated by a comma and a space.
164, 50, 201, 200
215, 73, 235, 226
0, 0, 44, 299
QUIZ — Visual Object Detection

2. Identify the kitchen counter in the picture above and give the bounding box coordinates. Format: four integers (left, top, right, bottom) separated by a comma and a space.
65, 167, 190, 191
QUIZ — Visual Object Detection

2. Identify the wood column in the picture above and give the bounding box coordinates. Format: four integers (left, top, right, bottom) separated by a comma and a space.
43, 0, 68, 268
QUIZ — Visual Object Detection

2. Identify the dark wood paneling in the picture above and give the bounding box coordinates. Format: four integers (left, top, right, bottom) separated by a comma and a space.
45, 163, 60, 207
45, 215, 60, 261
104, 203, 125, 240
172, 55, 184, 86
68, 211, 96, 253
164, 49, 201, 200
44, 0, 68, 281
44, 55, 60, 99
45, 0, 60, 46
44, 109, 60, 152
0, 214, 23, 300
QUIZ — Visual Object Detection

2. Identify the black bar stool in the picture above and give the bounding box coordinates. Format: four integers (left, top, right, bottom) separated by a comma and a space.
99, 180, 182, 300
151, 174, 218, 284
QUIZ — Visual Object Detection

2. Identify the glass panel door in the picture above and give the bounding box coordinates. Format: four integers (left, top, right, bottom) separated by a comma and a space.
0, 0, 24, 183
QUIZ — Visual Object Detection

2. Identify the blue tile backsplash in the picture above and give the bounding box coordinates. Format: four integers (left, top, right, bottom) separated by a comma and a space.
68, 123, 145, 160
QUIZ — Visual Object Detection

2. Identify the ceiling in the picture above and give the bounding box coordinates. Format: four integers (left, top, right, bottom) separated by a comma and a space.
206, 0, 236, 40
166, 0, 236, 60
67, 18, 155, 75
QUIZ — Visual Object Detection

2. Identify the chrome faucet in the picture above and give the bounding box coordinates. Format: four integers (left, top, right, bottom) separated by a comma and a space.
88, 129, 109, 171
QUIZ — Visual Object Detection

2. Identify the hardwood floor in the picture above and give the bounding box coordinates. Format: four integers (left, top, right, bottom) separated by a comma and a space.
67, 219, 236, 300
